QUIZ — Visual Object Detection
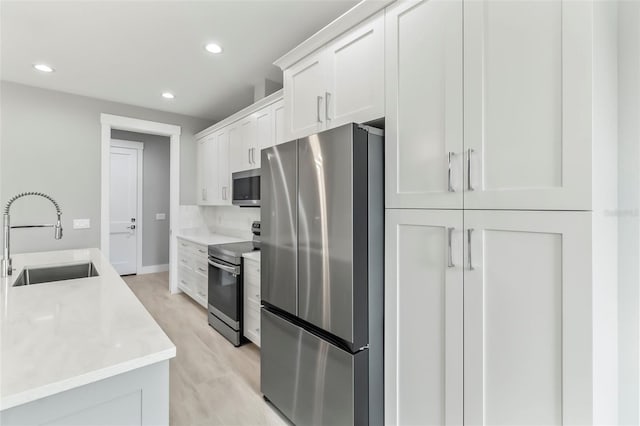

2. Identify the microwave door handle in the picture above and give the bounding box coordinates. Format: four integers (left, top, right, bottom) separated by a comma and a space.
208, 259, 239, 276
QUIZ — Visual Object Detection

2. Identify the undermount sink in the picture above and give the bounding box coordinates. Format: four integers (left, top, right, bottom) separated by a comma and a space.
13, 262, 99, 286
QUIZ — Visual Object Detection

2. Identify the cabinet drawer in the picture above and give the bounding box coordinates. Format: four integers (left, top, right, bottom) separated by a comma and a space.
244, 300, 261, 346
244, 259, 260, 277
193, 258, 209, 278
178, 265, 197, 291
246, 282, 261, 305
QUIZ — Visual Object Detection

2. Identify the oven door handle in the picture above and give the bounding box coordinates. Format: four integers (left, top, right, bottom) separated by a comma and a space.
208, 259, 240, 276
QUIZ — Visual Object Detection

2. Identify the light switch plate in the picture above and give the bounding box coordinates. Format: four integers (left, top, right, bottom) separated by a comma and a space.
73, 219, 91, 229
156, 213, 166, 220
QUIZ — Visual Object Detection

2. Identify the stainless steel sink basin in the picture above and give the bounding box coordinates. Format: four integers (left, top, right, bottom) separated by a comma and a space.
13, 262, 99, 286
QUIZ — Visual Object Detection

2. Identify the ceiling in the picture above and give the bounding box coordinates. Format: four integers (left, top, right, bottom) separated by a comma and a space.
1, 0, 360, 121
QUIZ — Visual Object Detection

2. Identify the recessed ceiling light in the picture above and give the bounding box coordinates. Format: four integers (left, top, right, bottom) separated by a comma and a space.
205, 43, 223, 54
162, 92, 175, 99
33, 64, 54, 73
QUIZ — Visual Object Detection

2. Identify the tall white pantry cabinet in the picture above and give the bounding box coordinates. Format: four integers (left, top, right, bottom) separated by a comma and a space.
384, 1, 619, 425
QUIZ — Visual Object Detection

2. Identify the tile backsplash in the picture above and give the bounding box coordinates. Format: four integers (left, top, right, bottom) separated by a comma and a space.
179, 205, 260, 240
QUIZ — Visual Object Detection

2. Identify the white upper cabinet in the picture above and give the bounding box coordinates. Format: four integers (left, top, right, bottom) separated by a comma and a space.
228, 122, 244, 173
254, 106, 273, 166
216, 129, 231, 205
272, 99, 286, 145
196, 134, 217, 205
463, 0, 591, 210
282, 10, 385, 141
386, 0, 598, 211
324, 11, 384, 129
284, 52, 327, 140
385, 0, 463, 209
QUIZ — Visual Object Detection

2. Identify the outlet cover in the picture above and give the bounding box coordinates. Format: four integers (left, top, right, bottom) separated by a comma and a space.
73, 219, 91, 229
156, 213, 166, 220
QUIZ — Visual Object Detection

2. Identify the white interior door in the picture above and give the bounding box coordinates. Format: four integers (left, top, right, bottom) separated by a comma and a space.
110, 146, 139, 275
385, 209, 464, 426
463, 210, 592, 425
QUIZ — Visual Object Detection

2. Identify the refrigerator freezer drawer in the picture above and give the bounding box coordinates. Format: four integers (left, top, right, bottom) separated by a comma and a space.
261, 308, 369, 426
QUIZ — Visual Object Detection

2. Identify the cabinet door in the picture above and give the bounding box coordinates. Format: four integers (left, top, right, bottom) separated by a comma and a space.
228, 122, 245, 173
254, 106, 272, 167
463, 1, 591, 210
204, 136, 219, 204
272, 99, 286, 145
385, 0, 463, 209
385, 209, 463, 426
325, 10, 384, 129
463, 210, 591, 425
240, 116, 256, 170
283, 51, 327, 140
196, 139, 207, 205
216, 129, 231, 205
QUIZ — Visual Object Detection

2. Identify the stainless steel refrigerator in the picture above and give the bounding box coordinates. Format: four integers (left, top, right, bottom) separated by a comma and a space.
260, 123, 383, 425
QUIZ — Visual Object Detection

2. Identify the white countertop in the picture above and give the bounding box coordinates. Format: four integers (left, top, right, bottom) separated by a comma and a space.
0, 248, 176, 411
242, 251, 261, 262
176, 228, 245, 246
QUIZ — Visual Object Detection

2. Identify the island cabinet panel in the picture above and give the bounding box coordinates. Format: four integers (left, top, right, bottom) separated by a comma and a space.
0, 361, 169, 426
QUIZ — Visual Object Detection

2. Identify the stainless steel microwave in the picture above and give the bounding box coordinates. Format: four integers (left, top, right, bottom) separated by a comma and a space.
232, 169, 260, 207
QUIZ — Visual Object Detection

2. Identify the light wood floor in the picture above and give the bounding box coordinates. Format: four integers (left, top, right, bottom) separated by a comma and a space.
123, 272, 288, 426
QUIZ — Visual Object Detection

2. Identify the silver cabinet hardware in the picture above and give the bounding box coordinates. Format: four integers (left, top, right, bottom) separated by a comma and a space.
317, 96, 323, 123
208, 259, 240, 276
197, 267, 207, 273
126, 225, 136, 230
248, 148, 252, 164
467, 148, 474, 191
325, 92, 331, 120
198, 249, 206, 254
447, 152, 455, 192
467, 228, 474, 270
447, 227, 455, 268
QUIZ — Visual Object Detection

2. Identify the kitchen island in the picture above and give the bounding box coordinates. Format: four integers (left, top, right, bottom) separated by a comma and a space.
0, 248, 176, 425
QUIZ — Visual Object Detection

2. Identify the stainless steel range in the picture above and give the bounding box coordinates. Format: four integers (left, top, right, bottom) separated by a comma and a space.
207, 223, 260, 346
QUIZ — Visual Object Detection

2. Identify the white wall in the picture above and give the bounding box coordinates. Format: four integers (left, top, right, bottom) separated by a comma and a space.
0, 82, 212, 254
618, 1, 640, 424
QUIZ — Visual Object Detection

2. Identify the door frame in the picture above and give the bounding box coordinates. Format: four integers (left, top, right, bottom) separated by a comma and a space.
110, 139, 144, 275
100, 114, 181, 293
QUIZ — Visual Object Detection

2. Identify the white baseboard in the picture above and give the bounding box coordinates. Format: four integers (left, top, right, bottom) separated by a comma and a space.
139, 264, 169, 275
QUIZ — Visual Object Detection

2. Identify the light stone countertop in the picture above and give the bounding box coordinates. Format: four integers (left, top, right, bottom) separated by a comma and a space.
176, 228, 245, 247
242, 251, 261, 262
0, 248, 176, 411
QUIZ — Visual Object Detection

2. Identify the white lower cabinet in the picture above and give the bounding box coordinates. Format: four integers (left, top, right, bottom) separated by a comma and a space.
243, 257, 261, 347
177, 238, 208, 308
386, 209, 599, 425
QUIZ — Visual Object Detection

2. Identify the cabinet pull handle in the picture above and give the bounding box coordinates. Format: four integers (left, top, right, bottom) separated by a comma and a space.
325, 92, 331, 120
248, 148, 251, 164
447, 227, 454, 268
467, 228, 474, 270
198, 267, 207, 273
317, 96, 323, 123
252, 148, 256, 164
467, 149, 474, 191
447, 152, 455, 192
198, 249, 206, 254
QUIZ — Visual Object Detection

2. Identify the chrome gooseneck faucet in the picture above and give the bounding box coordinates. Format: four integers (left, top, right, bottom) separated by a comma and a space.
2, 192, 63, 277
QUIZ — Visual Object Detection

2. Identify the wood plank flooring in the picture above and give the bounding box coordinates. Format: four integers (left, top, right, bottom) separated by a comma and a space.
123, 272, 288, 426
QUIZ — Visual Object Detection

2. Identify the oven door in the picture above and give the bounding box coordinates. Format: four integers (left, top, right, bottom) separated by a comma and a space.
207, 257, 241, 328
232, 169, 260, 206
